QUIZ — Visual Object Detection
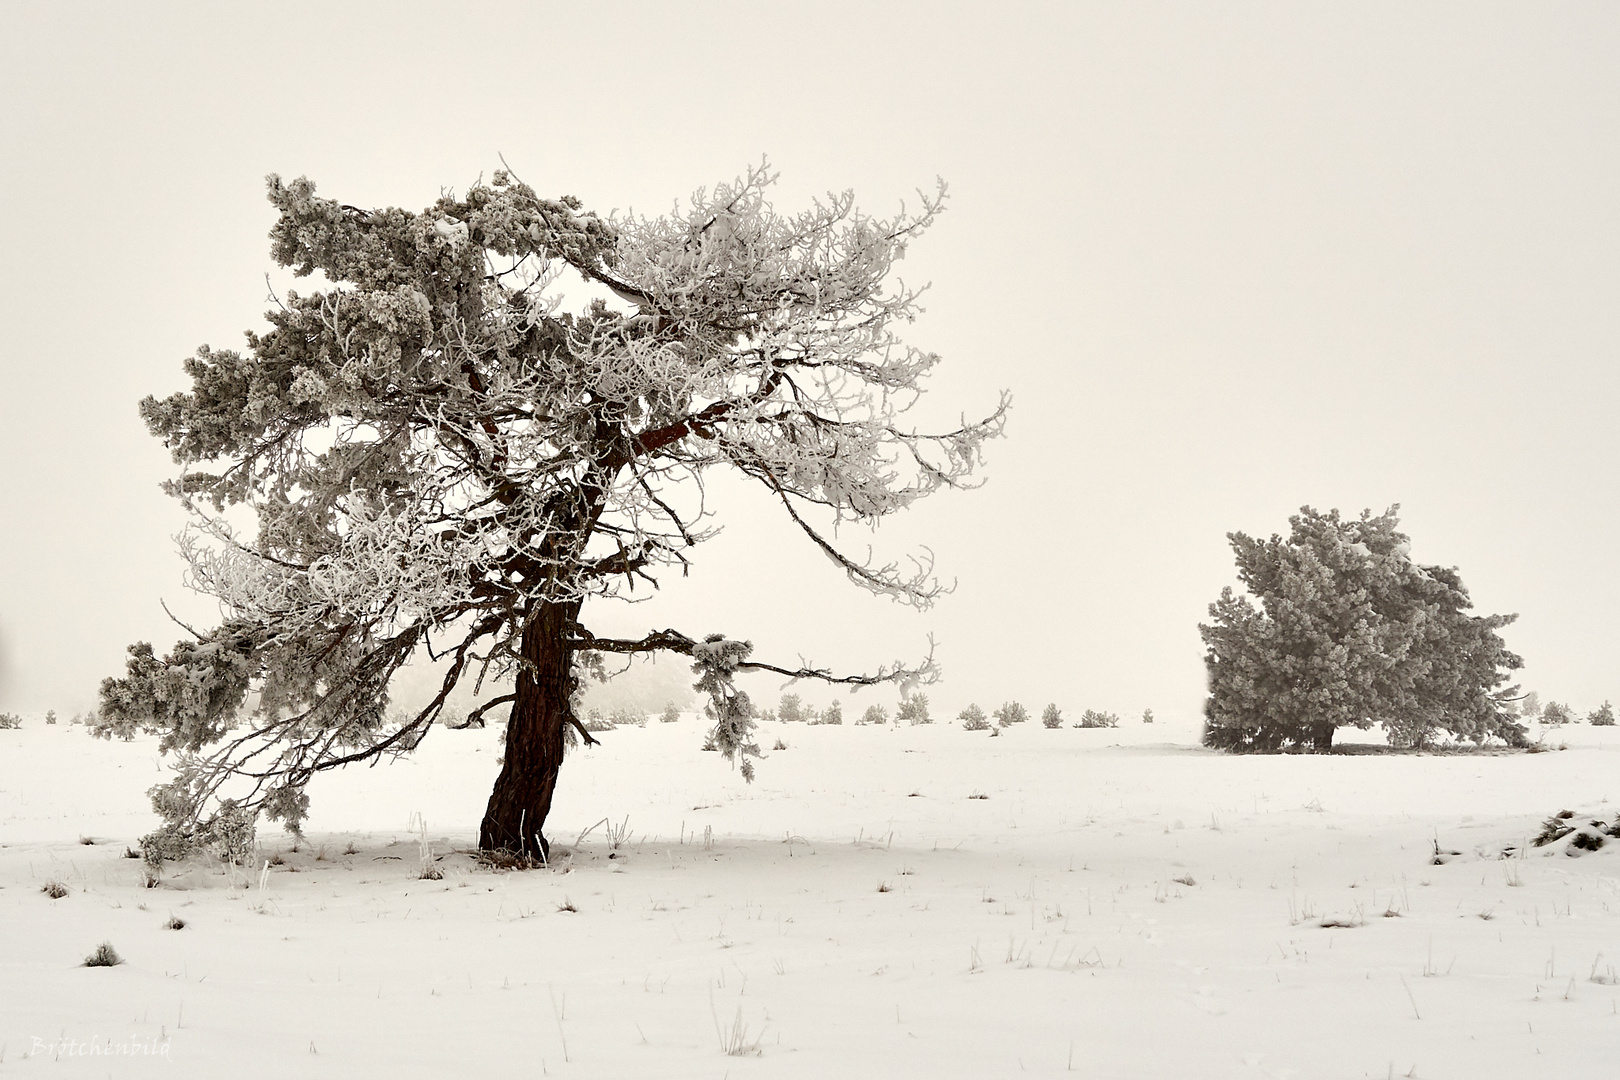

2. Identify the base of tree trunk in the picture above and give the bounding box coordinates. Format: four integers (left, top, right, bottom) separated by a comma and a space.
477, 600, 579, 859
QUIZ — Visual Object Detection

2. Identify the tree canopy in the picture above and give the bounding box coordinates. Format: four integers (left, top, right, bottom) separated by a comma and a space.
97, 163, 1005, 863
1200, 506, 1524, 752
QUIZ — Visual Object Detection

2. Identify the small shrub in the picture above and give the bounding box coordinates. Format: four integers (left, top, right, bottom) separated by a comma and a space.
959, 704, 990, 731
1074, 709, 1119, 729
1040, 703, 1064, 728
419, 864, 444, 881
993, 702, 1029, 727
1142, 707, 1154, 724
778, 693, 805, 723
42, 879, 70, 899
122, 846, 141, 860
83, 942, 123, 967
1588, 701, 1615, 727
1542, 701, 1575, 727
0, 713, 21, 729
584, 708, 614, 732
897, 694, 932, 726
610, 706, 649, 728
819, 700, 844, 726
861, 704, 889, 726
772, 737, 788, 751
660, 701, 683, 724
46, 709, 58, 725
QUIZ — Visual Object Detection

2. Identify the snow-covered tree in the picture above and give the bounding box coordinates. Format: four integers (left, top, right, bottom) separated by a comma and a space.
1040, 703, 1063, 728
1589, 701, 1615, 727
860, 703, 889, 726
820, 699, 844, 725
897, 693, 932, 726
96, 163, 1004, 863
992, 701, 1029, 727
959, 703, 990, 731
777, 692, 806, 724
1541, 701, 1575, 727
1200, 506, 1524, 753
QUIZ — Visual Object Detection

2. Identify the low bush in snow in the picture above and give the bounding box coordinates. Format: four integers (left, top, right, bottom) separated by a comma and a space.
1041, 704, 1064, 729
1074, 709, 1119, 729
959, 704, 990, 731
1541, 701, 1576, 727
898, 694, 932, 725
861, 704, 889, 726
1589, 702, 1615, 727
993, 702, 1029, 727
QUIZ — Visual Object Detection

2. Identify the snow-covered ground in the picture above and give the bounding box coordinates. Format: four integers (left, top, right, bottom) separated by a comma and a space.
2, 712, 1616, 1078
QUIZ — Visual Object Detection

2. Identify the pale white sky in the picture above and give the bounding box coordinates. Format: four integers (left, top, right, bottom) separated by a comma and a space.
2, 2, 1617, 722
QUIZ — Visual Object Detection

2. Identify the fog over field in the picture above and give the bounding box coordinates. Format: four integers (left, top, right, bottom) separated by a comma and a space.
3, 3, 1619, 721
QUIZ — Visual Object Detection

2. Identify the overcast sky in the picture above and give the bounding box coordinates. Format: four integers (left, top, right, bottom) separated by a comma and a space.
2, 2, 1617, 723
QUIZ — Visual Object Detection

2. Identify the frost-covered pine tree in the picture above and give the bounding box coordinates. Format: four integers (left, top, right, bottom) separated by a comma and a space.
1040, 703, 1064, 729
777, 693, 805, 724
860, 703, 889, 726
992, 701, 1029, 727
1200, 506, 1523, 753
959, 703, 990, 731
897, 693, 932, 726
96, 164, 1004, 862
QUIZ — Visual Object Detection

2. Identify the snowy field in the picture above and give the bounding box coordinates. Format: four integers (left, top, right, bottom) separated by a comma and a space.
2, 712, 1617, 1079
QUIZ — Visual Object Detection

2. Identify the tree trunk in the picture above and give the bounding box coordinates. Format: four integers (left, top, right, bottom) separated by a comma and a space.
478, 599, 580, 858
1311, 719, 1336, 753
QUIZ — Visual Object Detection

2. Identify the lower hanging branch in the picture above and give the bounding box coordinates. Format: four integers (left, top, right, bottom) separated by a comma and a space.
570, 627, 937, 782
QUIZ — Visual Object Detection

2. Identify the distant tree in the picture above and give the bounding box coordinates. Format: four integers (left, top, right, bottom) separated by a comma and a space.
1074, 709, 1119, 729
1141, 707, 1153, 724
1589, 701, 1615, 727
778, 693, 806, 724
659, 701, 682, 724
1518, 692, 1542, 721
1541, 701, 1575, 727
1200, 506, 1524, 753
861, 703, 889, 726
93, 165, 1004, 865
820, 700, 844, 726
898, 694, 932, 726
959, 703, 990, 731
993, 701, 1029, 727
1041, 703, 1064, 729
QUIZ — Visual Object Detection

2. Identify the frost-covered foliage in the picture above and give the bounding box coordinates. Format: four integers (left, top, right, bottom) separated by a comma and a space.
898, 694, 932, 726
959, 704, 990, 731
1141, 708, 1153, 724
860, 703, 889, 726
1074, 709, 1119, 729
1589, 702, 1615, 727
993, 701, 1028, 727
0, 713, 21, 730
1201, 507, 1524, 753
817, 700, 844, 726
1041, 704, 1064, 729
778, 693, 805, 723
97, 162, 998, 859
691, 636, 761, 781
1541, 701, 1575, 727
1517, 692, 1542, 721
660, 701, 682, 724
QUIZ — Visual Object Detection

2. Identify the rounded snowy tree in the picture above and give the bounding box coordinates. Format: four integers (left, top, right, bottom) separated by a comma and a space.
95, 164, 1004, 864
959, 703, 990, 731
1200, 506, 1524, 753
